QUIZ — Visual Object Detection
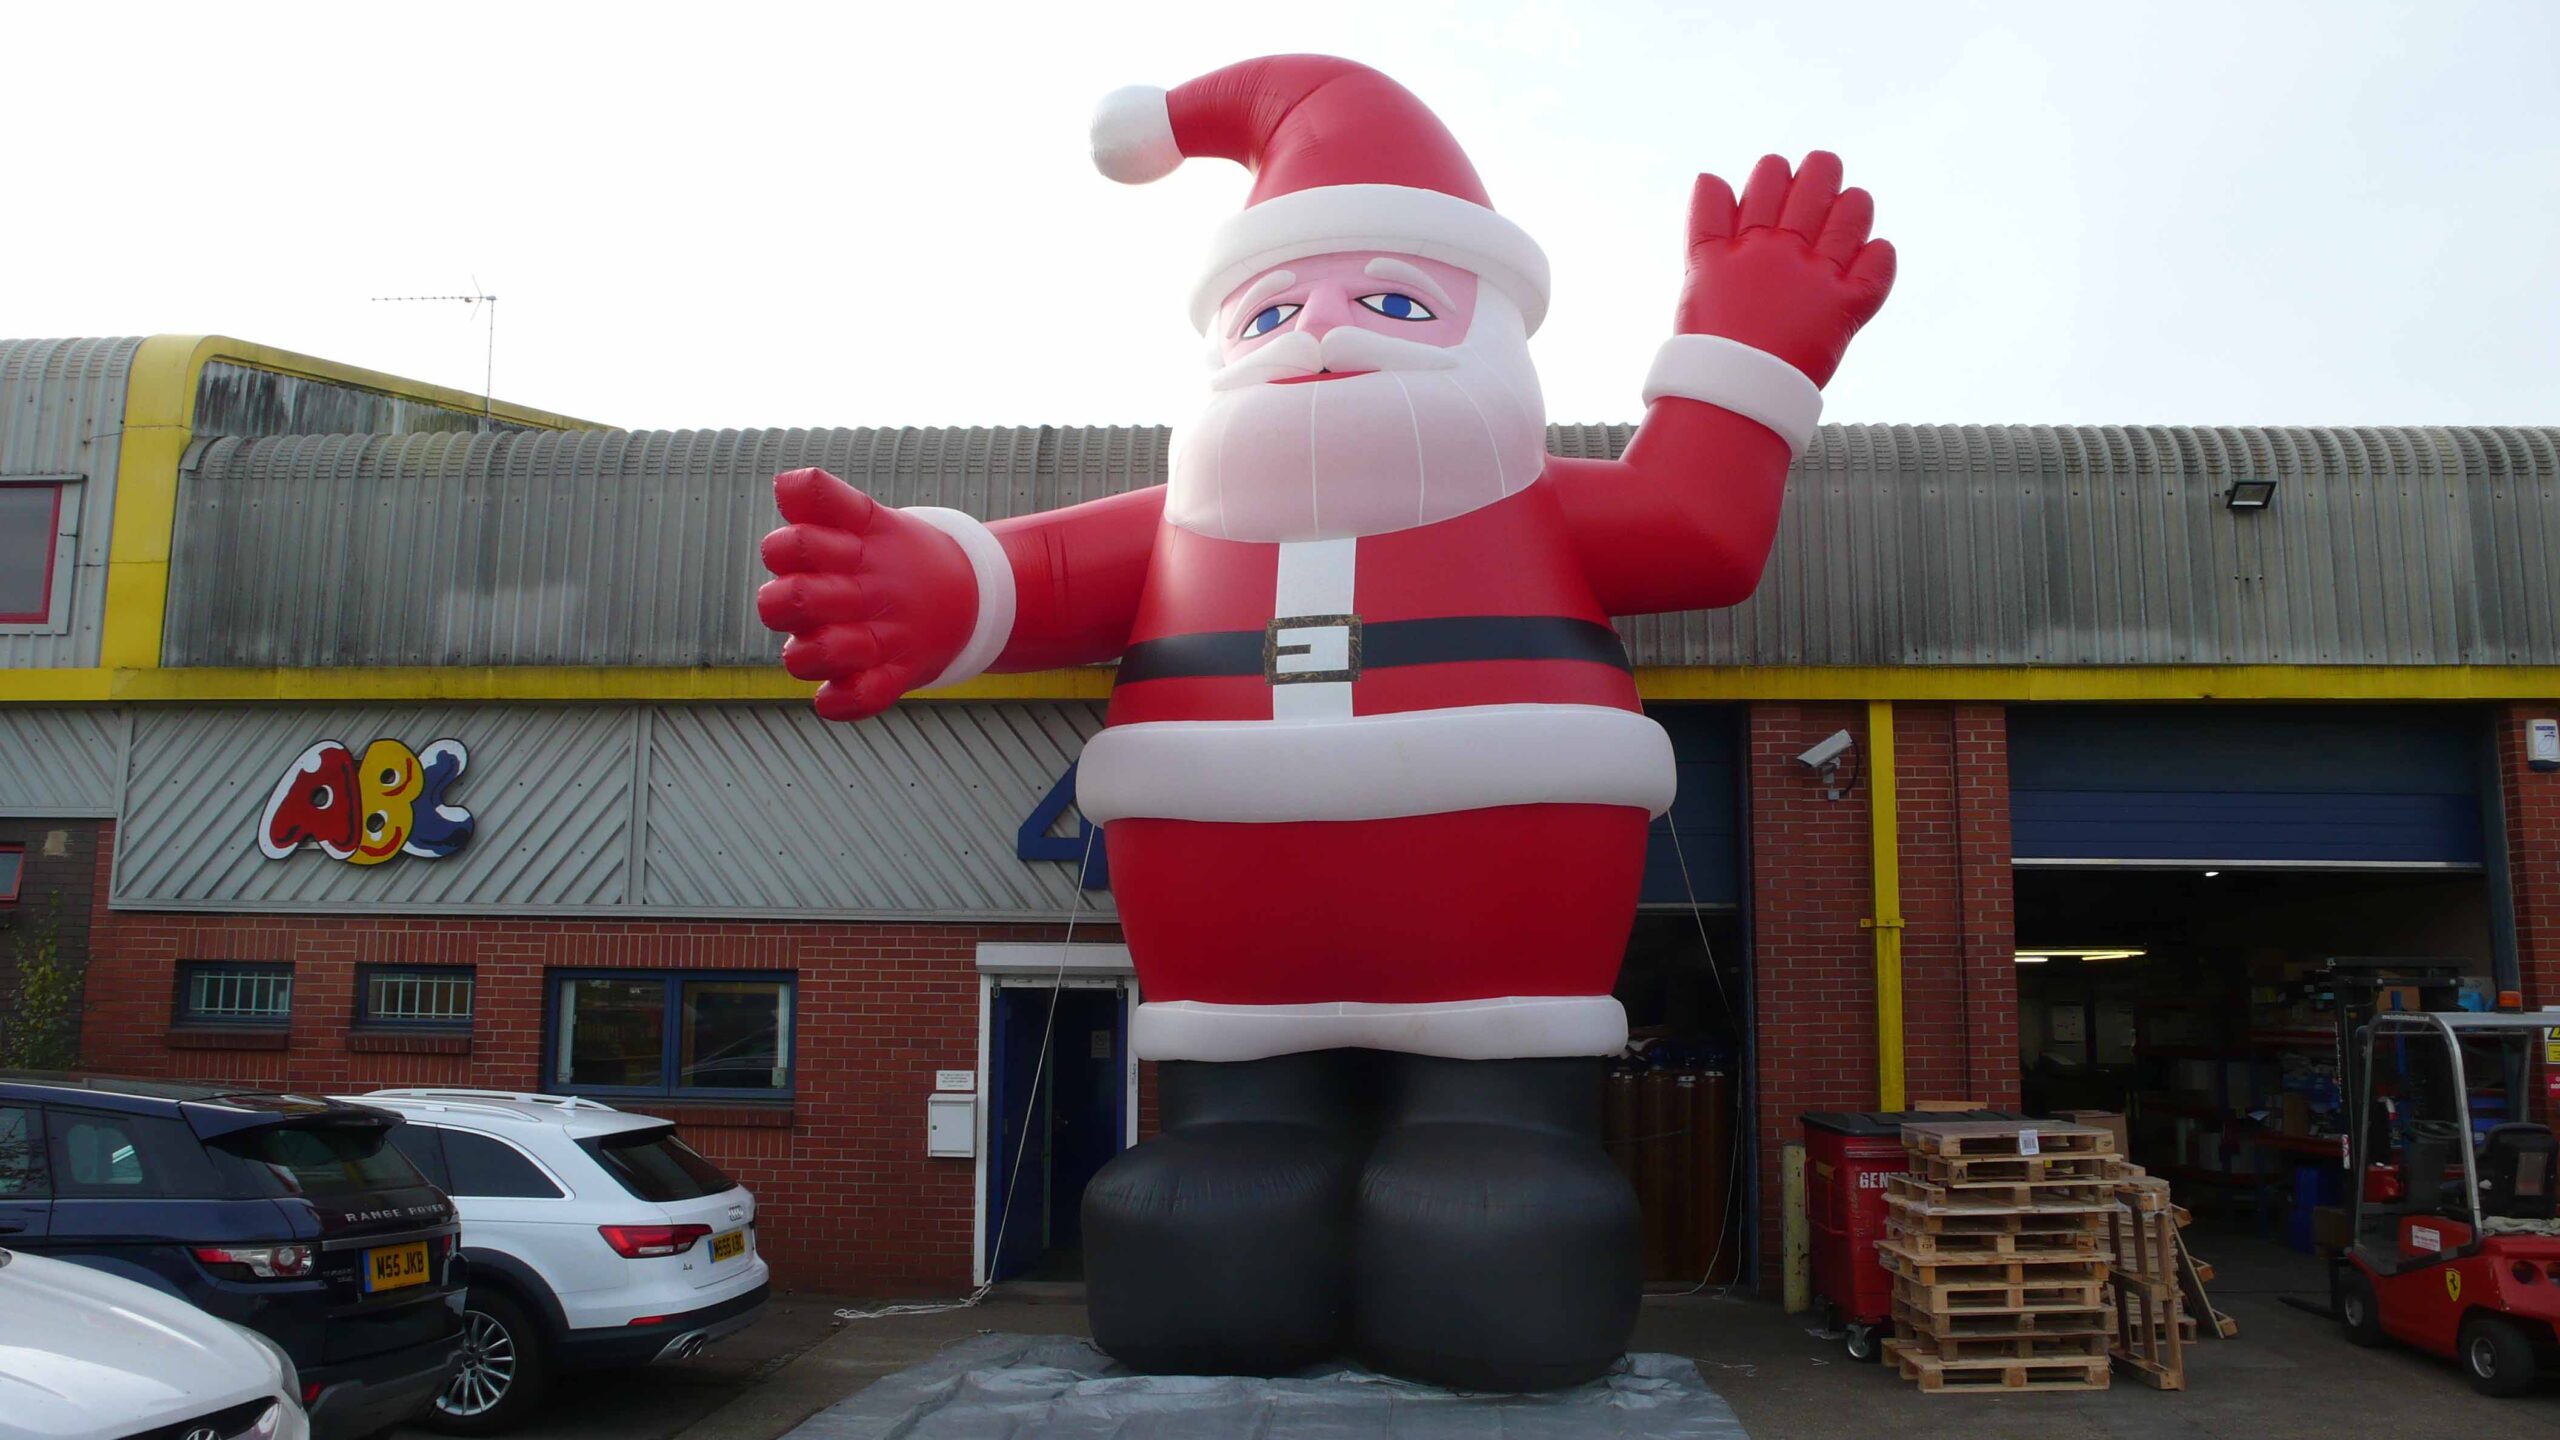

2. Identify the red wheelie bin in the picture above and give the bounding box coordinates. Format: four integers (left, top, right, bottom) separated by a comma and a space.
1801, 1110, 2024, 1360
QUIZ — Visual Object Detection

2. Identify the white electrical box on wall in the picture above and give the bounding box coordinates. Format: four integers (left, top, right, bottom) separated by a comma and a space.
925, 1094, 976, 1158
2529, 718, 2560, 772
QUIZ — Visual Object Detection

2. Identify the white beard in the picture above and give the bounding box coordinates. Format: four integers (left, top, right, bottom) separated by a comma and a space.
1166, 286, 1550, 542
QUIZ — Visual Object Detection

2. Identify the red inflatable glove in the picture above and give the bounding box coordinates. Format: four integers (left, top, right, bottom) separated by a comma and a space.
1674, 151, 1895, 389
757, 467, 982, 722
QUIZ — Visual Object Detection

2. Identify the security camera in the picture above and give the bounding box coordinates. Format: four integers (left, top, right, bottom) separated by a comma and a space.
1794, 729, 1855, 801
1795, 730, 1853, 771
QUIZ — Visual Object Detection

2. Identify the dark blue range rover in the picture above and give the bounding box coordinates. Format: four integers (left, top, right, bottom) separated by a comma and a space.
0, 1074, 465, 1440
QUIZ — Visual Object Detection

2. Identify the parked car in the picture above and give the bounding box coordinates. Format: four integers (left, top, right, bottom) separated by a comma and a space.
0, 1074, 464, 1440
0, 1245, 309, 1440
340, 1089, 771, 1434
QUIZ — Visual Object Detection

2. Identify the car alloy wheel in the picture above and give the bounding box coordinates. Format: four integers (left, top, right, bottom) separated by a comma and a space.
439, 1307, 519, 1418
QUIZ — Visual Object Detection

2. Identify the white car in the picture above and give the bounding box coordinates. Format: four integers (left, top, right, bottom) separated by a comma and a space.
334, 1090, 770, 1435
0, 1247, 308, 1440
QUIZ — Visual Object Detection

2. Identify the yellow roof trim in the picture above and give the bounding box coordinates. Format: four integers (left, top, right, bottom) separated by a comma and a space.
3, 664, 2556, 706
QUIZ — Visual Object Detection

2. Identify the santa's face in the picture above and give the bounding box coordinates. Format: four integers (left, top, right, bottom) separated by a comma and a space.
1168, 251, 1549, 542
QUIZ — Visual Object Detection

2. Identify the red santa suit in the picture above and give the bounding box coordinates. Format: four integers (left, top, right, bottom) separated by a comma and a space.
767, 55, 1884, 1067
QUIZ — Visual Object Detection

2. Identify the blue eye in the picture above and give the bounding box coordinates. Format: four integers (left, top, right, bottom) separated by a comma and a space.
1357, 293, 1436, 321
1241, 303, 1301, 338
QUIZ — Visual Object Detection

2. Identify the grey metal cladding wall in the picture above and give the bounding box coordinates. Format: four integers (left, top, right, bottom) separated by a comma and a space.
0, 337, 140, 668
168, 423, 2560, 669
0, 707, 122, 815
642, 703, 1108, 917
109, 700, 1106, 919
115, 705, 633, 910
165, 426, 1169, 667
192, 361, 541, 439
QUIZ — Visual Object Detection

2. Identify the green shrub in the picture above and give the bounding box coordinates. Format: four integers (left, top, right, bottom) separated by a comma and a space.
1, 896, 84, 1071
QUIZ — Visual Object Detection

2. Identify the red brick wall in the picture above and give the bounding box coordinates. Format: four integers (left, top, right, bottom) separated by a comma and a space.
1746, 702, 2017, 1287
78, 825, 1121, 1297
2497, 703, 2560, 1008
1, 817, 104, 963
1748, 703, 1880, 1285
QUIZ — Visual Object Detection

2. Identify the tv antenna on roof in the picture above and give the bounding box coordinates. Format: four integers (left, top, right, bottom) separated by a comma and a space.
371, 282, 498, 420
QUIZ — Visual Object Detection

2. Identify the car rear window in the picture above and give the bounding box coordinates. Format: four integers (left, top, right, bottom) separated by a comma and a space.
218, 1122, 429, 1196
579, 1125, 736, 1202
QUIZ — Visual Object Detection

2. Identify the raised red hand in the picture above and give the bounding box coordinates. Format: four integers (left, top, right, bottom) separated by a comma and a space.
756, 467, 979, 721
1676, 151, 1895, 388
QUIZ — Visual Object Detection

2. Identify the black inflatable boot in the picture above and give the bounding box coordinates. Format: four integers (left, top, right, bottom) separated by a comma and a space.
1083, 1050, 1374, 1375
1352, 1055, 1641, 1390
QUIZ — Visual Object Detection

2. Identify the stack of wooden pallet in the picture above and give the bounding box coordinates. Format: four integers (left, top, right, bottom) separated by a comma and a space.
2106, 1177, 2190, 1388
1878, 1119, 2126, 1394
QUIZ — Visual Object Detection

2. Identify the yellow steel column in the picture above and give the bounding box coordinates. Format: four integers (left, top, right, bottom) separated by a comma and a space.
1865, 699, 1907, 1110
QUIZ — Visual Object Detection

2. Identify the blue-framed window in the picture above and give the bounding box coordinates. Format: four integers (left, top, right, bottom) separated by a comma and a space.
356, 966, 475, 1031
544, 971, 795, 1100
177, 962, 293, 1028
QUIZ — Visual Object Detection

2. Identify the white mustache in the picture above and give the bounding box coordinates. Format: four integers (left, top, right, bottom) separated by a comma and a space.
1207, 326, 1464, 391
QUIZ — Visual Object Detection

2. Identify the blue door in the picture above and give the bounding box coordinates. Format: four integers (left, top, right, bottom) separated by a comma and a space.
985, 985, 1127, 1282
2010, 705, 2485, 867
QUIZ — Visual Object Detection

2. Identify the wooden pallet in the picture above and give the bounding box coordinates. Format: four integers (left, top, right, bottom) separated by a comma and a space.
1886, 1221, 2109, 1259
1877, 1239, 2112, 1285
1914, 1150, 2122, 1186
2112, 1275, 2187, 1389
1892, 1272, 2111, 1313
1901, 1120, 2117, 1160
1885, 1193, 2115, 1238
1884, 1340, 2111, 1393
1886, 1173, 2120, 1215
1892, 1298, 2115, 1340
1889, 1323, 2112, 1363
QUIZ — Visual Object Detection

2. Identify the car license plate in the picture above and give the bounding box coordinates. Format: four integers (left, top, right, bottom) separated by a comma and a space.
363, 1241, 431, 1293
710, 1229, 745, 1262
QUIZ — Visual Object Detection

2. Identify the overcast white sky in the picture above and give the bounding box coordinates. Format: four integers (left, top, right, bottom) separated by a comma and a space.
10, 1, 2555, 430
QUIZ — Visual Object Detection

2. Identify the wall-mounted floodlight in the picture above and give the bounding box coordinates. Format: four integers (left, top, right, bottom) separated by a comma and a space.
2224, 477, 2278, 511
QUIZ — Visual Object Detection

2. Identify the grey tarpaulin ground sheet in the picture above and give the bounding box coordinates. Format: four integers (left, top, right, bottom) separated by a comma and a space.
781, 1334, 1749, 1440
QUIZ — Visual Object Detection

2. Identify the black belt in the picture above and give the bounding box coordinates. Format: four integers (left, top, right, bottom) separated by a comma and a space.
1116, 614, 1630, 687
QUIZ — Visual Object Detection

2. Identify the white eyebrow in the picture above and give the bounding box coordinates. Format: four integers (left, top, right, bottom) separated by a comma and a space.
1225, 270, 1297, 331
1362, 257, 1453, 312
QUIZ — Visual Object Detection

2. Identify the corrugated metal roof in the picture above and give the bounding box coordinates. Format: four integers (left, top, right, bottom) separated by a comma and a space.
109, 700, 1108, 920
166, 423, 2560, 669
0, 337, 141, 668
191, 360, 546, 440
0, 706, 122, 815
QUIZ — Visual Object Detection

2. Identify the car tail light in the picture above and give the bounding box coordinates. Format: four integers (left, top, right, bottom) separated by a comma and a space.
627, 1314, 670, 1326
597, 1223, 712, 1259
192, 1243, 316, 1279
302, 1380, 323, 1406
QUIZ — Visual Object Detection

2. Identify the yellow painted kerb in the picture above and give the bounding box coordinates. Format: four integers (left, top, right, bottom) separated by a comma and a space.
95, 335, 598, 674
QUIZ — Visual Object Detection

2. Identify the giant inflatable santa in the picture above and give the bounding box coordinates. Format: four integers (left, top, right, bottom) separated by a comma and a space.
760, 55, 1893, 1389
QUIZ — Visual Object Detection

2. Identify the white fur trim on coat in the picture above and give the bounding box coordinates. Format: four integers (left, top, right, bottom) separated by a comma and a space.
1190, 184, 1553, 337
1076, 703, 1674, 824
902, 507, 1015, 689
1090, 85, 1181, 185
1133, 995, 1629, 1062
1642, 333, 1824, 455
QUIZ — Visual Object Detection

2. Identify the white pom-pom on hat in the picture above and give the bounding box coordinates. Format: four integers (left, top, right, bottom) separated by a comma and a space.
1091, 85, 1181, 185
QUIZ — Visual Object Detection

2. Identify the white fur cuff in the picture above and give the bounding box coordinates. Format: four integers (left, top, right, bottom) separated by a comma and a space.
1642, 334, 1823, 455
902, 507, 1016, 690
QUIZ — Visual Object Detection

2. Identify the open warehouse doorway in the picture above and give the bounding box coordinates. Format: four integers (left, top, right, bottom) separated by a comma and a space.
2007, 705, 2503, 1261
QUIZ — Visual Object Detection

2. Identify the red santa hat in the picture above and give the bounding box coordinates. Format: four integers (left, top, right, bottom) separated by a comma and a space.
1091, 55, 1552, 337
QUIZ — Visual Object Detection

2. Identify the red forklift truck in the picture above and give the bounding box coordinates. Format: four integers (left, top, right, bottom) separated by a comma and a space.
2335, 1010, 2560, 1395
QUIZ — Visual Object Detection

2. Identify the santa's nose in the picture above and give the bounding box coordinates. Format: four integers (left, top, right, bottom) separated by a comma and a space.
1291, 285, 1361, 338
